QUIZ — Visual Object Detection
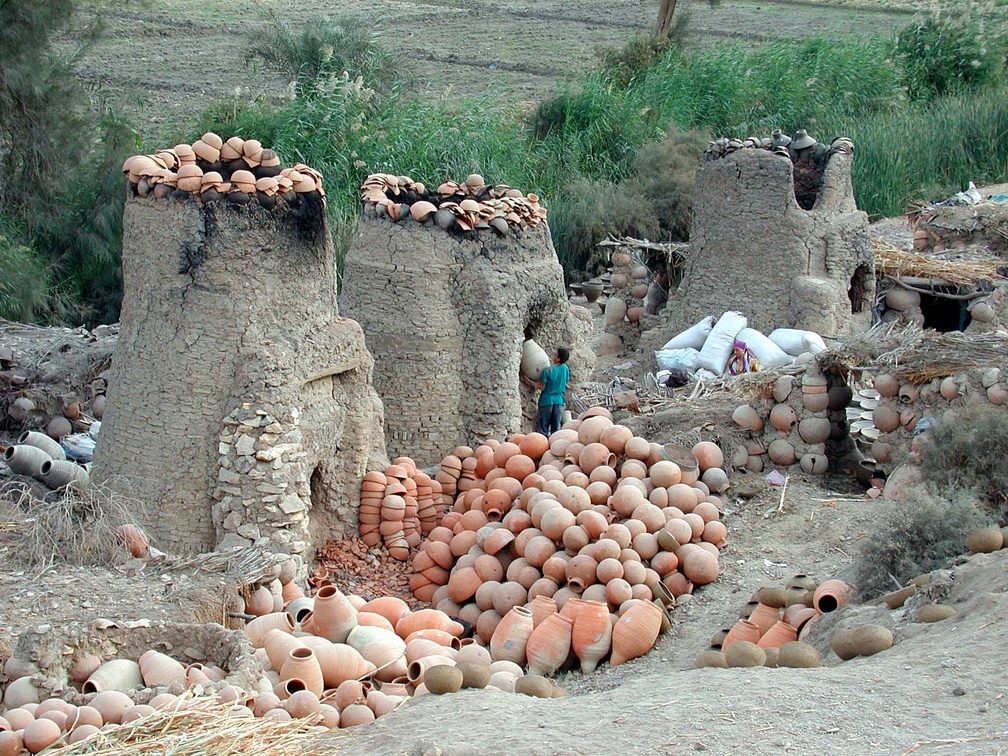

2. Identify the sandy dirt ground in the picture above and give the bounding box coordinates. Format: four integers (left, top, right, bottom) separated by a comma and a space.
4, 246, 1008, 753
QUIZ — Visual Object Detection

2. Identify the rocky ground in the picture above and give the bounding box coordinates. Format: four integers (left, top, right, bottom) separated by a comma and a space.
2, 212, 1007, 753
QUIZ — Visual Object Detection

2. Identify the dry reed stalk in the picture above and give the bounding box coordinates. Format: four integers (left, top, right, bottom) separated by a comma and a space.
828, 321, 1008, 382
872, 239, 1005, 285
3, 484, 144, 571
55, 692, 339, 755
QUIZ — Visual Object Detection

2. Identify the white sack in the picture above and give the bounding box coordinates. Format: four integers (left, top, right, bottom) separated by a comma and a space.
661, 316, 715, 351
736, 328, 792, 370
655, 348, 701, 372
697, 311, 748, 375
768, 328, 828, 356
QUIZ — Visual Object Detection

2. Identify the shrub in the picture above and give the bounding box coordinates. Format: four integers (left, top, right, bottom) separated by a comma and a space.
243, 11, 401, 99
854, 484, 990, 599
918, 404, 1008, 522
621, 129, 708, 242
0, 1, 137, 325
547, 130, 706, 276
597, 34, 680, 89
894, 13, 1006, 101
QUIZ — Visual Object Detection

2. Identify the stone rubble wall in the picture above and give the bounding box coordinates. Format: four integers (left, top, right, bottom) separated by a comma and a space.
341, 216, 595, 467
93, 196, 385, 565
671, 148, 874, 340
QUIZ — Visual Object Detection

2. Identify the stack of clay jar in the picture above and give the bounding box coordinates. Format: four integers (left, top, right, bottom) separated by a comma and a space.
399, 408, 730, 672
358, 459, 441, 561
851, 368, 1007, 465
0, 650, 242, 753
122, 133, 324, 208
599, 250, 649, 356
359, 173, 546, 233
695, 575, 851, 669
244, 586, 556, 716
730, 361, 853, 474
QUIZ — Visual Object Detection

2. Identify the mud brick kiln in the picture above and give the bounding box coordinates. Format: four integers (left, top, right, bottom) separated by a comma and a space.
670, 140, 875, 338
340, 178, 595, 467
93, 191, 386, 566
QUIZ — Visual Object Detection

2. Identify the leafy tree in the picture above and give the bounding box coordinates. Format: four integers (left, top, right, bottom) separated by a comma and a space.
0, 0, 137, 324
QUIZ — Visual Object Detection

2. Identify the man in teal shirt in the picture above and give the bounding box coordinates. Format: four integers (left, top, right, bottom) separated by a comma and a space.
522, 347, 570, 436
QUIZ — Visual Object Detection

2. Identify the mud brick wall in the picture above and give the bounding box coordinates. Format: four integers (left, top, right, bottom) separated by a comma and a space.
93, 196, 386, 564
341, 216, 594, 467
671, 148, 874, 339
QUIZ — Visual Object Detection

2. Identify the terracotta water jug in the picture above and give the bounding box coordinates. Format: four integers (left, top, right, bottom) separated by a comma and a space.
525, 612, 573, 676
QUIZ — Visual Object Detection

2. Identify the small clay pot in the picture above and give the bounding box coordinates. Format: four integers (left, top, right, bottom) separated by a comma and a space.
724, 640, 765, 668
778, 641, 820, 668
422, 665, 463, 694
966, 527, 1003, 554
514, 674, 553, 698
694, 650, 727, 669
881, 585, 916, 610
830, 629, 859, 661
455, 661, 491, 689
851, 625, 893, 657
755, 586, 788, 608
917, 604, 956, 623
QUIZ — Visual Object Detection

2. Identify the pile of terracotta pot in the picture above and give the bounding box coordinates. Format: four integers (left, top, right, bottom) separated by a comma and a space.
122, 134, 324, 207
359, 173, 546, 232
695, 574, 851, 669
703, 132, 853, 163
0, 650, 242, 753
3, 430, 90, 491
730, 361, 850, 475
361, 409, 730, 674
850, 368, 1006, 466
358, 462, 442, 560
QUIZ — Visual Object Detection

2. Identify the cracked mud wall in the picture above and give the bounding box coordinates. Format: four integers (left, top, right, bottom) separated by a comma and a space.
93, 197, 386, 560
670, 148, 874, 338
340, 216, 595, 467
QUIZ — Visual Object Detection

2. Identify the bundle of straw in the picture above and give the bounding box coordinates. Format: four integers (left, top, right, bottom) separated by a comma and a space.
55, 693, 335, 755
872, 239, 1005, 286
832, 321, 1008, 382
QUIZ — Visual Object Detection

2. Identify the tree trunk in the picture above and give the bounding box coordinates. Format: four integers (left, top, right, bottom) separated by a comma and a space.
656, 0, 677, 37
